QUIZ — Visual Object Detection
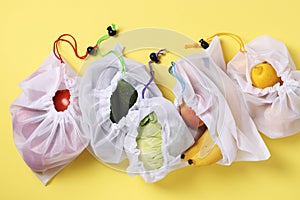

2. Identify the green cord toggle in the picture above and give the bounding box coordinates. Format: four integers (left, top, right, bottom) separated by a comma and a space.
96, 24, 126, 76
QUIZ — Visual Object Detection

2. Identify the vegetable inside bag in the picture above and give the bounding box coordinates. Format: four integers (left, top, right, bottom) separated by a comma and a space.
172, 37, 270, 165
227, 35, 300, 138
123, 51, 194, 182
79, 44, 162, 164
10, 52, 89, 185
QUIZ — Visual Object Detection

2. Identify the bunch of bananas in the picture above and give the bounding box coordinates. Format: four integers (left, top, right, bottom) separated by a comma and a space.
178, 100, 223, 166
181, 127, 222, 166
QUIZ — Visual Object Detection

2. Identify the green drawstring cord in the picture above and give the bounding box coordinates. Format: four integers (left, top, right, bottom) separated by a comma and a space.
95, 24, 126, 76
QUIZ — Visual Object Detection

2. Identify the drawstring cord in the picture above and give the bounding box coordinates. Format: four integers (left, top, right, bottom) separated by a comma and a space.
53, 34, 89, 63
93, 24, 126, 76
185, 32, 247, 53
168, 61, 186, 93
53, 24, 126, 75
142, 49, 167, 99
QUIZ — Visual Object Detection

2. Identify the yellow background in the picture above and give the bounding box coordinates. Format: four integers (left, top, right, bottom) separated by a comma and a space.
1, 0, 300, 199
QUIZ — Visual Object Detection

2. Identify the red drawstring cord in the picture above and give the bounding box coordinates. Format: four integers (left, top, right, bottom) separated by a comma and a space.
53, 34, 97, 63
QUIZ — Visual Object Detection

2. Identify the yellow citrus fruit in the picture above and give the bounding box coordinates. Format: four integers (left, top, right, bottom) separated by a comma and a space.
251, 62, 282, 89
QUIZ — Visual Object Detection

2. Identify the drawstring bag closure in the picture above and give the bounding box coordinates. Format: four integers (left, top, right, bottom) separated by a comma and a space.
185, 32, 247, 53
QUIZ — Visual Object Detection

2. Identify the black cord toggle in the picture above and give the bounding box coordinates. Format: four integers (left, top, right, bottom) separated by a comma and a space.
199, 39, 209, 49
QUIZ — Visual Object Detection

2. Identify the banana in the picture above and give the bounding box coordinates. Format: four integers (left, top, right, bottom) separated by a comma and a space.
181, 129, 222, 166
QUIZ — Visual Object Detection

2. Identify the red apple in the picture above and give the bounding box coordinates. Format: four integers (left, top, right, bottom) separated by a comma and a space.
53, 90, 71, 112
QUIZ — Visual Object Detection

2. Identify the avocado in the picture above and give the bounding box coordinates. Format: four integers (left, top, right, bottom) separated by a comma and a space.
110, 80, 138, 123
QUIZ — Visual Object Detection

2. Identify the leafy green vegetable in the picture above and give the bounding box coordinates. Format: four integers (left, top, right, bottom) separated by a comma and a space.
136, 112, 163, 170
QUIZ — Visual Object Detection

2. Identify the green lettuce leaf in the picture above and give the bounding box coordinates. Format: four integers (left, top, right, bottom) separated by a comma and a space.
136, 112, 163, 170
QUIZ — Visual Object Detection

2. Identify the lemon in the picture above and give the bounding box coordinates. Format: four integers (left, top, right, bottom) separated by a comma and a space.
251, 62, 282, 89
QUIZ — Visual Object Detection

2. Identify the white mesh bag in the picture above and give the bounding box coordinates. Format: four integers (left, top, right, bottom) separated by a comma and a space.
171, 37, 270, 165
10, 52, 89, 185
123, 53, 194, 182
79, 44, 162, 164
227, 35, 300, 138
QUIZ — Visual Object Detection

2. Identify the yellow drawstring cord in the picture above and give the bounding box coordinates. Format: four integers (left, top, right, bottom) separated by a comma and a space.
185, 32, 247, 53
185, 43, 201, 49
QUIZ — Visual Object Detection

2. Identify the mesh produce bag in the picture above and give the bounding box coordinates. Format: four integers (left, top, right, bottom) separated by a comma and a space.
171, 37, 270, 165
79, 44, 162, 164
123, 51, 194, 182
11, 51, 89, 185
227, 35, 300, 138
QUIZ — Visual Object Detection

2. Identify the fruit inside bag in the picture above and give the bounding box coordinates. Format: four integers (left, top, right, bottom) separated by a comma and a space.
110, 79, 138, 124
170, 37, 270, 166
10, 52, 89, 185
123, 51, 194, 182
224, 35, 300, 138
10, 26, 120, 184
